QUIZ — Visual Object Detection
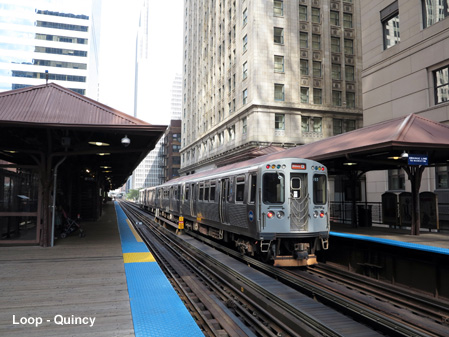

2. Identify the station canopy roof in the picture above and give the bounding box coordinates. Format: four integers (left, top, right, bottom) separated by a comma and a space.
285, 113, 449, 174
174, 113, 449, 183
0, 83, 166, 190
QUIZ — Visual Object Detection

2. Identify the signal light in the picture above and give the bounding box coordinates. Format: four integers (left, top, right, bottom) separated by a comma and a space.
267, 211, 275, 219
320, 211, 325, 218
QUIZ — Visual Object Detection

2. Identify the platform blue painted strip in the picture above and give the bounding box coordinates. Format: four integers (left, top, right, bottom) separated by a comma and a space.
114, 202, 203, 337
115, 203, 148, 253
330, 231, 449, 255
125, 262, 203, 336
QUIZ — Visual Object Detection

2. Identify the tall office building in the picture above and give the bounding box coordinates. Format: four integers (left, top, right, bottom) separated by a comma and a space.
134, 0, 150, 118
361, 1, 449, 222
181, 0, 363, 174
132, 73, 184, 189
0, 0, 101, 99
170, 73, 182, 120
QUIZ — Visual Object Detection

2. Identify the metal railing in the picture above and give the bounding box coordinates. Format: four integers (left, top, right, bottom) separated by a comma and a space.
330, 201, 449, 231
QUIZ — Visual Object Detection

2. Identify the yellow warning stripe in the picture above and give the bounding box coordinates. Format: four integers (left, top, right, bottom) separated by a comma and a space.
126, 219, 143, 242
123, 252, 155, 263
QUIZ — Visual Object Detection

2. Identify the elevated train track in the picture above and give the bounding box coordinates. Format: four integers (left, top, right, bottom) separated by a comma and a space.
120, 200, 448, 336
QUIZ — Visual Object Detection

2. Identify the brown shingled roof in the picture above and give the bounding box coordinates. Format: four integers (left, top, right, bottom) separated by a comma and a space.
0, 82, 148, 126
0, 83, 166, 189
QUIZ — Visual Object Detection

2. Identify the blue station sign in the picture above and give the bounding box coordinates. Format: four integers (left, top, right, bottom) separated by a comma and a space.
408, 154, 428, 166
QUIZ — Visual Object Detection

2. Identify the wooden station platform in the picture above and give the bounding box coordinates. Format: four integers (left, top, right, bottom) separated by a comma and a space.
0, 202, 134, 337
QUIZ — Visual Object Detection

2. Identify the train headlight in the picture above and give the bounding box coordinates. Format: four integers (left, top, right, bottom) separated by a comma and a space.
267, 211, 275, 219
313, 210, 319, 218
276, 211, 284, 219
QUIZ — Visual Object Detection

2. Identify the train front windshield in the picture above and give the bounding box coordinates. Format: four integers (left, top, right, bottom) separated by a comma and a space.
313, 174, 327, 205
263, 173, 285, 204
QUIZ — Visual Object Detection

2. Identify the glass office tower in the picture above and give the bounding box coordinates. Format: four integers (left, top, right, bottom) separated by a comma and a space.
0, 0, 100, 99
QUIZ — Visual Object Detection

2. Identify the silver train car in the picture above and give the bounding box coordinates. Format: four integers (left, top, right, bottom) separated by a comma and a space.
139, 155, 329, 267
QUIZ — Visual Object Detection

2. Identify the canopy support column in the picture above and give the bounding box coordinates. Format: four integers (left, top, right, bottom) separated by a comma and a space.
403, 165, 425, 236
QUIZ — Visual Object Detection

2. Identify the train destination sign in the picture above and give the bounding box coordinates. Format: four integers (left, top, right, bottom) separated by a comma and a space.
408, 154, 428, 166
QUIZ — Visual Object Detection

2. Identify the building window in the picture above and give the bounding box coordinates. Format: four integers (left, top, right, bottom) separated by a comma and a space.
388, 169, 405, 190
343, 13, 353, 28
301, 117, 309, 132
333, 119, 342, 135
331, 37, 340, 53
312, 117, 322, 132
332, 64, 341, 80
300, 32, 308, 48
333, 119, 356, 135
436, 166, 449, 189
274, 27, 284, 44
332, 90, 342, 106
330, 11, 339, 26
243, 117, 247, 134
313, 88, 322, 104
313, 61, 321, 77
243, 34, 248, 52
346, 92, 356, 108
274, 55, 284, 72
312, 7, 320, 23
274, 0, 283, 16
422, 0, 449, 28
345, 65, 355, 81
381, 1, 400, 49
229, 125, 235, 140
275, 113, 285, 130
312, 34, 321, 50
299, 5, 307, 21
243, 61, 248, 79
274, 84, 285, 101
300, 87, 309, 103
243, 8, 248, 26
300, 59, 309, 75
434, 65, 449, 104
243, 88, 248, 104
303, 116, 322, 132
344, 39, 354, 54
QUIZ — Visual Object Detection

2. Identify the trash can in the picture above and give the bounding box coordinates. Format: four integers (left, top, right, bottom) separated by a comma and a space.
358, 205, 372, 227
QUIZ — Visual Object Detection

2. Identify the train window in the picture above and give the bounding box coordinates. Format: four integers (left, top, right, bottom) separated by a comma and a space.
204, 182, 210, 201
291, 177, 301, 190
249, 173, 257, 204
199, 183, 204, 200
210, 182, 216, 201
263, 173, 285, 204
185, 186, 189, 201
313, 174, 327, 205
236, 176, 245, 202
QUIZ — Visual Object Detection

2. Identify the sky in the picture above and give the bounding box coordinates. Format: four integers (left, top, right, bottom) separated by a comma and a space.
98, 0, 183, 125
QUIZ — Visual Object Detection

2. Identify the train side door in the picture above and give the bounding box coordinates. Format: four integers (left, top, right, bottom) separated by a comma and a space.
190, 183, 196, 217
219, 178, 230, 224
247, 172, 257, 235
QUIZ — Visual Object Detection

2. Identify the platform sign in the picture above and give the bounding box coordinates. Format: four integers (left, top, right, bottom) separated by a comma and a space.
408, 154, 428, 166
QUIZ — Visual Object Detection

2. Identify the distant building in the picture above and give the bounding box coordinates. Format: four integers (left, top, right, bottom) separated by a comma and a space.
134, 0, 150, 118
170, 73, 182, 120
181, 0, 363, 174
361, 1, 449, 207
161, 120, 181, 181
0, 0, 101, 99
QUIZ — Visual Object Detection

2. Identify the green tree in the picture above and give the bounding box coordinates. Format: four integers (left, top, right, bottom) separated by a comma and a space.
127, 189, 139, 201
